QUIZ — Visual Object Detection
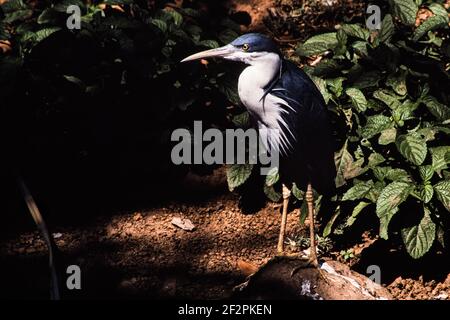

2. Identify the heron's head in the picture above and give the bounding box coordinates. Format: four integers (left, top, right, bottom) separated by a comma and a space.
181, 33, 281, 65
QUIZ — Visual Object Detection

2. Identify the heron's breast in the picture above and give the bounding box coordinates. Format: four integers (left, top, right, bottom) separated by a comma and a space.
237, 68, 265, 115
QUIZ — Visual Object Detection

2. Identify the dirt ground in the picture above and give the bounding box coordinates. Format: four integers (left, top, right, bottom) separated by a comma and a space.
1, 169, 449, 300
1, 0, 449, 301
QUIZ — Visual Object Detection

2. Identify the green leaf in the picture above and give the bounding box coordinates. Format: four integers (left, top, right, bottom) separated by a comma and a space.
353, 71, 382, 89
232, 112, 250, 128
335, 29, 348, 56
430, 146, 450, 174
3, 9, 32, 23
292, 183, 304, 200
346, 201, 370, 227
352, 40, 369, 57
199, 39, 219, 49
401, 208, 436, 259
376, 181, 413, 239
306, 59, 344, 77
334, 141, 367, 187
24, 27, 61, 45
264, 184, 281, 202
387, 70, 407, 96
167, 9, 183, 27
373, 89, 402, 109
417, 127, 437, 142
390, 0, 419, 26
37, 8, 61, 25
360, 115, 393, 139
395, 133, 427, 165
434, 180, 450, 211
312, 76, 332, 104
327, 77, 345, 97
379, 127, 397, 145
323, 206, 341, 237
373, 167, 391, 181
299, 199, 308, 224
342, 180, 374, 201
346, 88, 367, 113
265, 167, 279, 187
368, 152, 386, 168
151, 19, 168, 33
226, 164, 253, 191
341, 24, 370, 40
180, 8, 201, 18
335, 142, 353, 187
413, 15, 448, 41
366, 181, 386, 203
419, 184, 434, 203
296, 32, 338, 57
429, 3, 449, 21
345, 158, 366, 180
422, 96, 450, 122
386, 168, 411, 182
419, 165, 434, 182
379, 207, 399, 240
393, 99, 418, 122
378, 14, 395, 43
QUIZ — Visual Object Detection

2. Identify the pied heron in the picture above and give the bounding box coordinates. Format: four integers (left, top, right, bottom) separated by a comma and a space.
181, 33, 336, 266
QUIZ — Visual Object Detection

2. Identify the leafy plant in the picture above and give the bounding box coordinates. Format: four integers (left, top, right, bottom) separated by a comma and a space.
296, 0, 450, 259
226, 0, 450, 259
288, 234, 334, 253
339, 248, 355, 261
0, 0, 241, 185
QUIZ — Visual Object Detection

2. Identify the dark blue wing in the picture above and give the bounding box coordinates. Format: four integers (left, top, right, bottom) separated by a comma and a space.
269, 60, 336, 196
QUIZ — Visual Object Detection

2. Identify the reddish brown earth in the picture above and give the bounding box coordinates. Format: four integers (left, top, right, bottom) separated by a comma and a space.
1, 172, 449, 299
1, 0, 449, 301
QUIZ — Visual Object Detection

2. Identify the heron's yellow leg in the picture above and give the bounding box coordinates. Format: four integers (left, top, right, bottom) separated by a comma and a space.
306, 183, 318, 267
277, 184, 291, 254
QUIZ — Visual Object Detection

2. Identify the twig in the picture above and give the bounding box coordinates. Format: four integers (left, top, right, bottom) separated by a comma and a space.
17, 177, 60, 300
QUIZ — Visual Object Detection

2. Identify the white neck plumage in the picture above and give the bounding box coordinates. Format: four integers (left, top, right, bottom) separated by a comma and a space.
241, 52, 282, 89
237, 53, 297, 156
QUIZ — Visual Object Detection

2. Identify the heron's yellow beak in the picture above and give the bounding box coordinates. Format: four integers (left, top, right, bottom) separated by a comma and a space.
181, 44, 236, 62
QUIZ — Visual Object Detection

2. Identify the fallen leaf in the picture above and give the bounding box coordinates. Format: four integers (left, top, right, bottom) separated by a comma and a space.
237, 259, 258, 276
0, 40, 11, 54
171, 217, 195, 231
415, 8, 434, 27
98, 4, 125, 12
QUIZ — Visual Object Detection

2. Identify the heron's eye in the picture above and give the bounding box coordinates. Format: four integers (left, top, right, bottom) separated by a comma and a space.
242, 43, 250, 51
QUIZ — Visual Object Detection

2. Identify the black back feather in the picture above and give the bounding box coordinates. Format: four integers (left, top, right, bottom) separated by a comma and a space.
269, 60, 336, 196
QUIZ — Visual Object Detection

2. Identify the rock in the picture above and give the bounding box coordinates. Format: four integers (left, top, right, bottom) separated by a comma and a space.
232, 257, 393, 300
433, 292, 448, 300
